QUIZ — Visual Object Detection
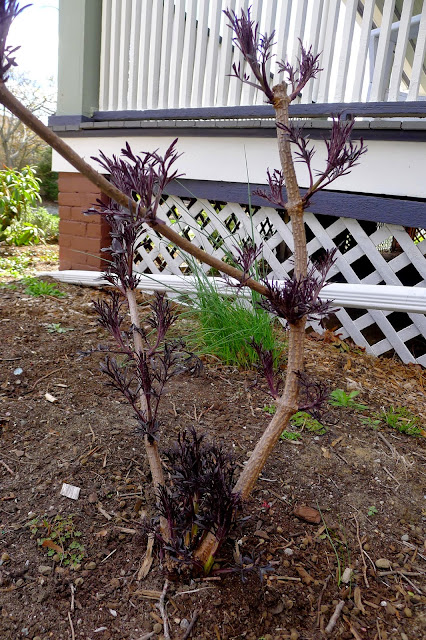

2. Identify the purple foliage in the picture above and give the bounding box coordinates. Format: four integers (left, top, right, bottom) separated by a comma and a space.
85, 141, 181, 293
250, 339, 280, 399
253, 169, 287, 208
93, 140, 181, 223
276, 116, 366, 206
0, 1, 29, 82
259, 250, 337, 327
277, 41, 321, 101
224, 6, 275, 102
224, 240, 263, 288
95, 292, 200, 441
296, 371, 329, 418
156, 429, 241, 568
93, 291, 126, 348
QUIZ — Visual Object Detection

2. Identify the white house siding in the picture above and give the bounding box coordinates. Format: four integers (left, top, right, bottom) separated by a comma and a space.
52, 133, 426, 199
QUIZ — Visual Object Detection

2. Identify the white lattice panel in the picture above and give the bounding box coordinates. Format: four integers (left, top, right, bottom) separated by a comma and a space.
134, 195, 426, 366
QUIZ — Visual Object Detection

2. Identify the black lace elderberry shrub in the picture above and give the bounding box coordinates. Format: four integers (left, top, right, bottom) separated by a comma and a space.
152, 429, 241, 574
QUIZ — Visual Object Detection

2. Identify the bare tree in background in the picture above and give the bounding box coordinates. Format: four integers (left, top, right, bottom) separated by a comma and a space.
0, 71, 55, 168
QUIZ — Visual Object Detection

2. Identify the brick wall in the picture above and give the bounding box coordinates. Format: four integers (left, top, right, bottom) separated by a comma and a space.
58, 173, 110, 270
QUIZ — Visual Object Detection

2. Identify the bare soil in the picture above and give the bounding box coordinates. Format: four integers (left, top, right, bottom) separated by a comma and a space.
0, 247, 425, 640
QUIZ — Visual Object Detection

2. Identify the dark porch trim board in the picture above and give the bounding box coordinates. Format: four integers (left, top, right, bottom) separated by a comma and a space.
91, 101, 426, 121
164, 179, 426, 229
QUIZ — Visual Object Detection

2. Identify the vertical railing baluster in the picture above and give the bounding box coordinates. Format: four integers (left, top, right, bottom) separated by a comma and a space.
158, 0, 174, 109
388, 0, 414, 102
107, 0, 121, 111
99, 0, 112, 111
136, 0, 153, 109
303, 0, 325, 104
127, 0, 142, 110
369, 0, 397, 102
334, 0, 358, 102
316, 0, 341, 103
351, 0, 375, 102
241, 0, 263, 105
204, 0, 222, 106
290, 0, 308, 69
407, 2, 426, 101
169, 0, 186, 109
147, 2, 164, 109
229, 0, 249, 106
180, 0, 198, 107
117, 0, 131, 110
191, 0, 210, 107
274, 0, 292, 82
217, 0, 236, 106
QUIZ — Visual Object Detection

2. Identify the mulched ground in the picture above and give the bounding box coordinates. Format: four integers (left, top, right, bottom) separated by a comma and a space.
0, 246, 425, 640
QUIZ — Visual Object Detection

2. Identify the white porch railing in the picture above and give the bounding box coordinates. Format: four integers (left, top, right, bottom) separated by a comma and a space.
99, 0, 426, 112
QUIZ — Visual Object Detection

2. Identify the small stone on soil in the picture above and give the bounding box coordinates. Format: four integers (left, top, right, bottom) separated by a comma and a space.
293, 505, 321, 524
375, 558, 391, 569
38, 565, 52, 575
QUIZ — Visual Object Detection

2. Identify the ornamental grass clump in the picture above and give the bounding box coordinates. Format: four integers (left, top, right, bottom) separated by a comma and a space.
0, 1, 367, 574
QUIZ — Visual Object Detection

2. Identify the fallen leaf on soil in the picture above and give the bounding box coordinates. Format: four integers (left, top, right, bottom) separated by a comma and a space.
331, 436, 344, 447
354, 586, 366, 614
41, 539, 63, 553
137, 533, 154, 580
45, 393, 58, 403
293, 505, 321, 524
97, 503, 112, 520
133, 589, 162, 600
295, 565, 314, 584
254, 529, 270, 540
321, 447, 331, 459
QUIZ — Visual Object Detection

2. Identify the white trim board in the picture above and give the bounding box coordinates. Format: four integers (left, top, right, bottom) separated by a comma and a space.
37, 270, 426, 314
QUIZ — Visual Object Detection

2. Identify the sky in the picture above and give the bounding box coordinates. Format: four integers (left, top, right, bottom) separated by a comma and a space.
8, 0, 59, 91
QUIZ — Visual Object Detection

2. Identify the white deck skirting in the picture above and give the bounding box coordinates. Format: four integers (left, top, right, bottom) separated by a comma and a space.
38, 270, 426, 315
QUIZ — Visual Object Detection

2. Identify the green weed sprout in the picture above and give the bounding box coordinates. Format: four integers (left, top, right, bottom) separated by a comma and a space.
380, 406, 423, 437
24, 277, 65, 298
329, 389, 368, 411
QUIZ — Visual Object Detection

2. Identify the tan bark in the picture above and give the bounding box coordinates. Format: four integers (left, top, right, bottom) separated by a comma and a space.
233, 319, 305, 499
233, 82, 307, 499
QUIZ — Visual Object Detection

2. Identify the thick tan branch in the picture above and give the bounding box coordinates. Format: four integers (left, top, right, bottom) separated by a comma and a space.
273, 83, 307, 279
0, 83, 268, 296
233, 319, 305, 499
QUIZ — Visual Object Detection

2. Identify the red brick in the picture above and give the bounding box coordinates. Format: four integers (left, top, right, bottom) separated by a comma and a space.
71, 236, 103, 253
80, 194, 101, 209
86, 223, 105, 238
58, 205, 72, 221
59, 220, 87, 237
59, 246, 77, 267
70, 207, 90, 223
58, 172, 102, 193
58, 192, 82, 207
58, 172, 112, 269
86, 253, 108, 270
60, 234, 73, 248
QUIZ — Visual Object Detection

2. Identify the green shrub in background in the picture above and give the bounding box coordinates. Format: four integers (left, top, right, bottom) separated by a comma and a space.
4, 207, 59, 246
36, 148, 58, 202
0, 165, 41, 239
